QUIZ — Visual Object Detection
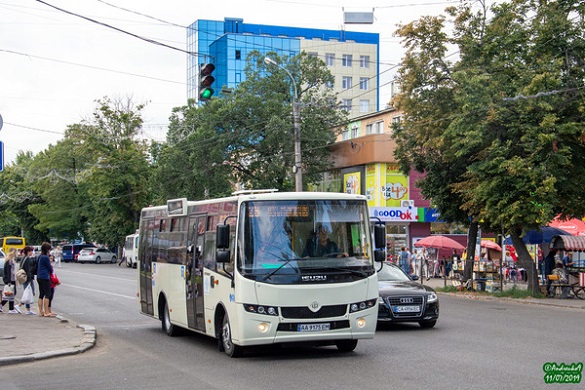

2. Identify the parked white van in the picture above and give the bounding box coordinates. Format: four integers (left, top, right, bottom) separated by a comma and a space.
124, 233, 139, 268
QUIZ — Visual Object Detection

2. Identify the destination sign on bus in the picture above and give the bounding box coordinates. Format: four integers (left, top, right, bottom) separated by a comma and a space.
248, 205, 310, 218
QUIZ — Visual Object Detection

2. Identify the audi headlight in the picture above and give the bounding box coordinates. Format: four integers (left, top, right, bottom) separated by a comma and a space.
427, 292, 438, 303
244, 304, 279, 316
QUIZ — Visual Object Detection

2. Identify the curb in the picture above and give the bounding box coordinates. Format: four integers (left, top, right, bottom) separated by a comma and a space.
0, 321, 96, 366
438, 291, 585, 310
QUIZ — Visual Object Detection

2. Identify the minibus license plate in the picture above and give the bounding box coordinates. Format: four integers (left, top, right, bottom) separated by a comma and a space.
298, 323, 330, 332
393, 305, 420, 313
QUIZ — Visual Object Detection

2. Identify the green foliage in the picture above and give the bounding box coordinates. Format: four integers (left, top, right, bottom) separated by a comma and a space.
155, 51, 345, 197
16, 97, 152, 249
0, 151, 48, 242
392, 0, 585, 294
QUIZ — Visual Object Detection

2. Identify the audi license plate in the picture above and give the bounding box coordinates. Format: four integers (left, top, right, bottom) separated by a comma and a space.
298, 323, 330, 332
393, 305, 421, 313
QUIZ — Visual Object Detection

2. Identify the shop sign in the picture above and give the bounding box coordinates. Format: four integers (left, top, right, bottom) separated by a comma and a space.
371, 207, 419, 222
423, 208, 443, 222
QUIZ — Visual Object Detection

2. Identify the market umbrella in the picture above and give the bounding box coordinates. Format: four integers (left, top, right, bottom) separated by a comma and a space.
548, 217, 585, 236
503, 226, 572, 245
480, 240, 502, 251
414, 235, 465, 251
522, 226, 571, 244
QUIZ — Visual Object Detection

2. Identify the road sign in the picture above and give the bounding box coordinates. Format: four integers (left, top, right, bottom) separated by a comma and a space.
0, 113, 3, 131
0, 141, 4, 172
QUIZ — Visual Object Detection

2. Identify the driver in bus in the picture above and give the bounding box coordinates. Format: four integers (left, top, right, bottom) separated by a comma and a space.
302, 224, 347, 258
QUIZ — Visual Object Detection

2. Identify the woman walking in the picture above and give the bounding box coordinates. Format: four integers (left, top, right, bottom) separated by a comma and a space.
36, 242, 55, 317
1, 248, 19, 313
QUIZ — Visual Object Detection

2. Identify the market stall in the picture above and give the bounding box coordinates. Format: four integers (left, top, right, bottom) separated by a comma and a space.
549, 235, 585, 299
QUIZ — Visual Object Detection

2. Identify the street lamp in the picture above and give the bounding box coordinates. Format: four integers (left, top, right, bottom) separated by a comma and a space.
264, 57, 302, 192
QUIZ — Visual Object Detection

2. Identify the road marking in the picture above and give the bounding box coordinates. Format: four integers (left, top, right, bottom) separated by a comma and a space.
61, 283, 137, 300
56, 269, 135, 282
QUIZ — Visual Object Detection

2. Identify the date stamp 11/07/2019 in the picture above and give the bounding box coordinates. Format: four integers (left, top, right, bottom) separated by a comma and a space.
543, 362, 583, 384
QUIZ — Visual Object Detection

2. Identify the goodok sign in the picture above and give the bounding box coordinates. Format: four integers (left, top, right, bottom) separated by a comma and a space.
371, 207, 419, 222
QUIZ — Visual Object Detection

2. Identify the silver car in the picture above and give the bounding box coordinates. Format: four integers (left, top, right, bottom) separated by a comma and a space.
77, 247, 117, 264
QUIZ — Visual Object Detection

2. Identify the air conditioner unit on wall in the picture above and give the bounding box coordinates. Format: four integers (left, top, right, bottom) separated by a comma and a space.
400, 200, 414, 208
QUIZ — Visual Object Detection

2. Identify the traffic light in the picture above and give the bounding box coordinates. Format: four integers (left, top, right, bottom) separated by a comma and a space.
199, 63, 215, 101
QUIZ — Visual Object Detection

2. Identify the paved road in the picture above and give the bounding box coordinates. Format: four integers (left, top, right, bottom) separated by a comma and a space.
1, 263, 583, 390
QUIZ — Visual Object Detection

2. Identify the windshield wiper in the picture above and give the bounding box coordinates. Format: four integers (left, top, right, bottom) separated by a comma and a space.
261, 253, 301, 281
327, 266, 371, 277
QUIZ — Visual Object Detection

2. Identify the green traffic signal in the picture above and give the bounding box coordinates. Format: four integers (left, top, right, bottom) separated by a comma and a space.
200, 88, 214, 100
199, 63, 216, 102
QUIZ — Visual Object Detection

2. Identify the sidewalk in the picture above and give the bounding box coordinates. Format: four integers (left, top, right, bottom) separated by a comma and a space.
0, 308, 96, 366
422, 276, 585, 310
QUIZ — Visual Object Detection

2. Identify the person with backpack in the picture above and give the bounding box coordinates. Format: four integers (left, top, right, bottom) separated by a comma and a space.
19, 246, 37, 315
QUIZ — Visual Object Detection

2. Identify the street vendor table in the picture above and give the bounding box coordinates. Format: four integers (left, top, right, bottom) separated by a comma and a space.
566, 267, 585, 299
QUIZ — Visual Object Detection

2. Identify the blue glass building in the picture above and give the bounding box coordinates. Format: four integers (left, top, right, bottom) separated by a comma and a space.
187, 18, 379, 118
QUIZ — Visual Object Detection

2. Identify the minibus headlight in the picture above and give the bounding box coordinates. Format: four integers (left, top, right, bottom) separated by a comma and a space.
349, 298, 376, 313
244, 304, 279, 316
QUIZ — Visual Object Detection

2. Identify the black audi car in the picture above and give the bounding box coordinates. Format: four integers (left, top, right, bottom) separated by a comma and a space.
377, 263, 439, 328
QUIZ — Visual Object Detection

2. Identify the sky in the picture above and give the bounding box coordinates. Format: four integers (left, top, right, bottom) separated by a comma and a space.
0, 0, 461, 166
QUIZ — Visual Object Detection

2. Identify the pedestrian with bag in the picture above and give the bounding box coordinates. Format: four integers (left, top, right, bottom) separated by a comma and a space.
36, 242, 55, 317
19, 246, 37, 315
46, 257, 61, 317
1, 248, 20, 313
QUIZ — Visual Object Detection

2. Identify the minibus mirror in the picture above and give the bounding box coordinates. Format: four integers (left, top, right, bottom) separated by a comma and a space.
216, 224, 230, 249
374, 225, 386, 249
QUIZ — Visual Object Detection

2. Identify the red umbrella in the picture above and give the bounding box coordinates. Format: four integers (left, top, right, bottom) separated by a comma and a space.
414, 235, 465, 251
480, 240, 502, 251
548, 216, 585, 236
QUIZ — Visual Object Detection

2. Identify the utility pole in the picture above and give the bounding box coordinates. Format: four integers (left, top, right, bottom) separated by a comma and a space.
264, 57, 303, 191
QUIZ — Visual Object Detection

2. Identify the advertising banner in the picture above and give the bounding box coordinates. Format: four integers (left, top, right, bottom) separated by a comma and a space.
344, 171, 361, 195
381, 163, 408, 207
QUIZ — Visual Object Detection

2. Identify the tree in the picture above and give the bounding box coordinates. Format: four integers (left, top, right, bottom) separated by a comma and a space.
393, 0, 585, 294
27, 140, 89, 241
0, 151, 48, 243
27, 97, 151, 250
155, 51, 345, 199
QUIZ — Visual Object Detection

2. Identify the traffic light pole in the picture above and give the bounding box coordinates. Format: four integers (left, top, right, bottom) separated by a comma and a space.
264, 57, 302, 191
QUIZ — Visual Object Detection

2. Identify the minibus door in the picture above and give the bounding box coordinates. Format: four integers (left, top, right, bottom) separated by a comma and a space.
186, 215, 206, 331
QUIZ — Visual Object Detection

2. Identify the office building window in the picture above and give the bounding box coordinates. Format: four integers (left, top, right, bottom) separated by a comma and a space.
342, 99, 352, 111
325, 80, 334, 89
366, 124, 373, 135
342, 54, 353, 67
375, 121, 385, 133
360, 100, 369, 113
359, 77, 369, 90
325, 53, 335, 66
308, 52, 318, 58
360, 55, 370, 68
342, 76, 353, 90
342, 128, 350, 140
351, 125, 359, 138
392, 116, 402, 131
235, 50, 241, 60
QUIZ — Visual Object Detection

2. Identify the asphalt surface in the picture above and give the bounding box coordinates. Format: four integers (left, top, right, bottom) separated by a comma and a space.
0, 277, 583, 366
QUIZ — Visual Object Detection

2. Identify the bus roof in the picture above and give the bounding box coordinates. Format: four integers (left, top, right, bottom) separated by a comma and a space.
140, 192, 368, 218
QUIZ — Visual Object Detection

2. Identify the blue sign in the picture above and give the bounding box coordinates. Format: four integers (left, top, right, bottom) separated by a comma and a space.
423, 208, 443, 222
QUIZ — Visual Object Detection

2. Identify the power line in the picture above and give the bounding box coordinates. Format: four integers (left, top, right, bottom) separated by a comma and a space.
0, 49, 184, 85
34, 0, 198, 56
